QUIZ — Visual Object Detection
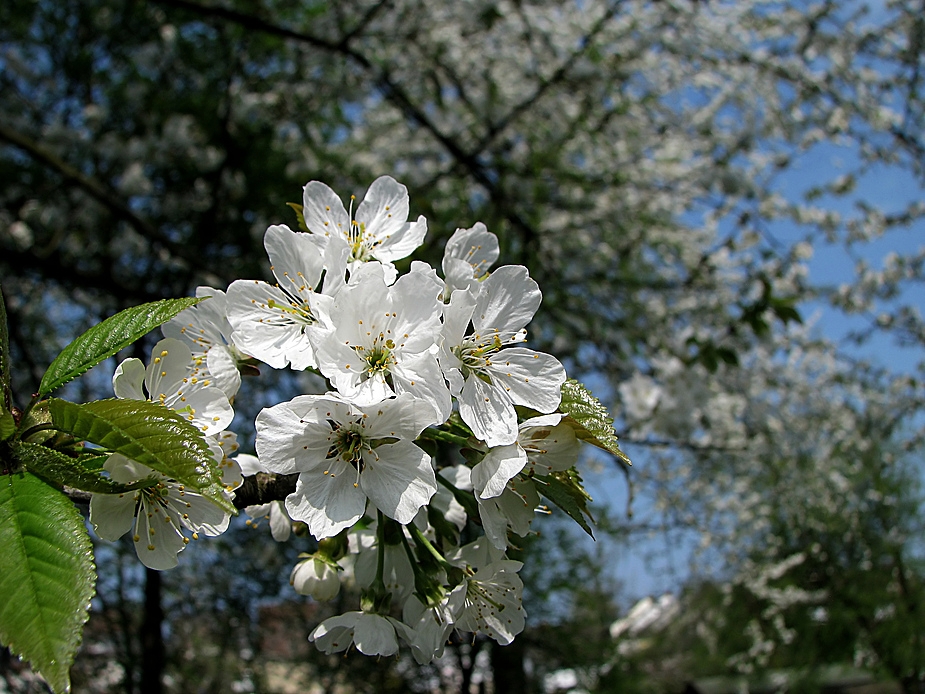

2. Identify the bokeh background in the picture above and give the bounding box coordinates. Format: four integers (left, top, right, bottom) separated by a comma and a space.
1, 0, 924, 692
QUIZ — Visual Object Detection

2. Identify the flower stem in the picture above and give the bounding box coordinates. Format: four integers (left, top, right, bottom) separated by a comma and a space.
407, 522, 450, 569
418, 426, 472, 448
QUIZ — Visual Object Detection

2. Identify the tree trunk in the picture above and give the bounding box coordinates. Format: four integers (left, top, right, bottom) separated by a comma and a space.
140, 568, 165, 694
490, 638, 527, 694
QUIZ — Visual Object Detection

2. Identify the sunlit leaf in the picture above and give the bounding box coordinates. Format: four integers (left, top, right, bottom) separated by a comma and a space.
558, 379, 632, 466
38, 297, 202, 396
48, 398, 234, 514
0, 471, 95, 694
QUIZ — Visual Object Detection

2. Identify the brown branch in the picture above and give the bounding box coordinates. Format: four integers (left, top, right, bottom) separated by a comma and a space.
232, 472, 299, 509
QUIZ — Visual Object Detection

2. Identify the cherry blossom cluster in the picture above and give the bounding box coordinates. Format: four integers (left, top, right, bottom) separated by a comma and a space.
90, 176, 584, 661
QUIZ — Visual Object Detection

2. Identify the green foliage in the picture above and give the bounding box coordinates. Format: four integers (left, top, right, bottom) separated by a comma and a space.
287, 202, 309, 231
38, 297, 202, 396
48, 398, 234, 514
559, 379, 632, 466
11, 440, 155, 494
0, 409, 13, 441
534, 469, 595, 538
0, 471, 96, 694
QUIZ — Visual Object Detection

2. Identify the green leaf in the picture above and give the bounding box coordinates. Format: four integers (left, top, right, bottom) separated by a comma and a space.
48, 398, 234, 514
533, 469, 595, 538
12, 441, 156, 494
38, 297, 202, 396
558, 379, 632, 466
0, 471, 96, 693
286, 202, 309, 231
0, 408, 14, 441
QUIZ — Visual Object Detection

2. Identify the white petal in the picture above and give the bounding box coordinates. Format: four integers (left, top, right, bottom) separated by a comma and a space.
174, 386, 234, 435
226, 279, 317, 370
478, 482, 540, 549
235, 453, 266, 476
443, 222, 499, 279
144, 338, 194, 402
112, 358, 146, 400
520, 417, 580, 474
374, 216, 428, 262
362, 392, 438, 441
255, 397, 333, 475
133, 499, 185, 570
487, 348, 565, 413
389, 268, 443, 344
172, 488, 230, 536
286, 467, 367, 539
309, 614, 357, 654
458, 373, 518, 447
472, 444, 526, 500
302, 181, 350, 238
264, 224, 327, 294
205, 346, 241, 399
352, 613, 400, 657
391, 353, 452, 423
89, 492, 137, 541
360, 441, 436, 525
268, 501, 292, 542
441, 288, 478, 348
355, 176, 410, 244
474, 265, 541, 334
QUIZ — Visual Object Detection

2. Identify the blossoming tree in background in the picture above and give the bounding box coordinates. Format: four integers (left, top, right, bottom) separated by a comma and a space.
0, 176, 630, 692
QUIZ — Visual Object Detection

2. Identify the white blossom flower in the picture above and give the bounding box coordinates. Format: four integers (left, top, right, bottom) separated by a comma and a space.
471, 414, 580, 499
302, 175, 427, 279
440, 265, 566, 446
89, 455, 230, 570
310, 611, 402, 657
255, 392, 438, 539
477, 479, 542, 550
396, 586, 467, 664
453, 559, 526, 645
162, 286, 246, 399
441, 222, 499, 295
290, 554, 341, 601
353, 529, 416, 605
113, 337, 233, 436
225, 224, 333, 370
310, 264, 451, 419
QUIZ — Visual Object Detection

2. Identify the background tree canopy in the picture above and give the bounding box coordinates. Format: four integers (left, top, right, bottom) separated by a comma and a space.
1, 0, 924, 692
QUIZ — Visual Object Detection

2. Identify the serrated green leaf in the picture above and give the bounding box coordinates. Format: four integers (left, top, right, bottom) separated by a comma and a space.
533, 470, 595, 538
48, 399, 234, 514
0, 409, 14, 441
38, 297, 202, 396
558, 379, 632, 466
0, 471, 96, 693
12, 441, 156, 494
286, 202, 309, 231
